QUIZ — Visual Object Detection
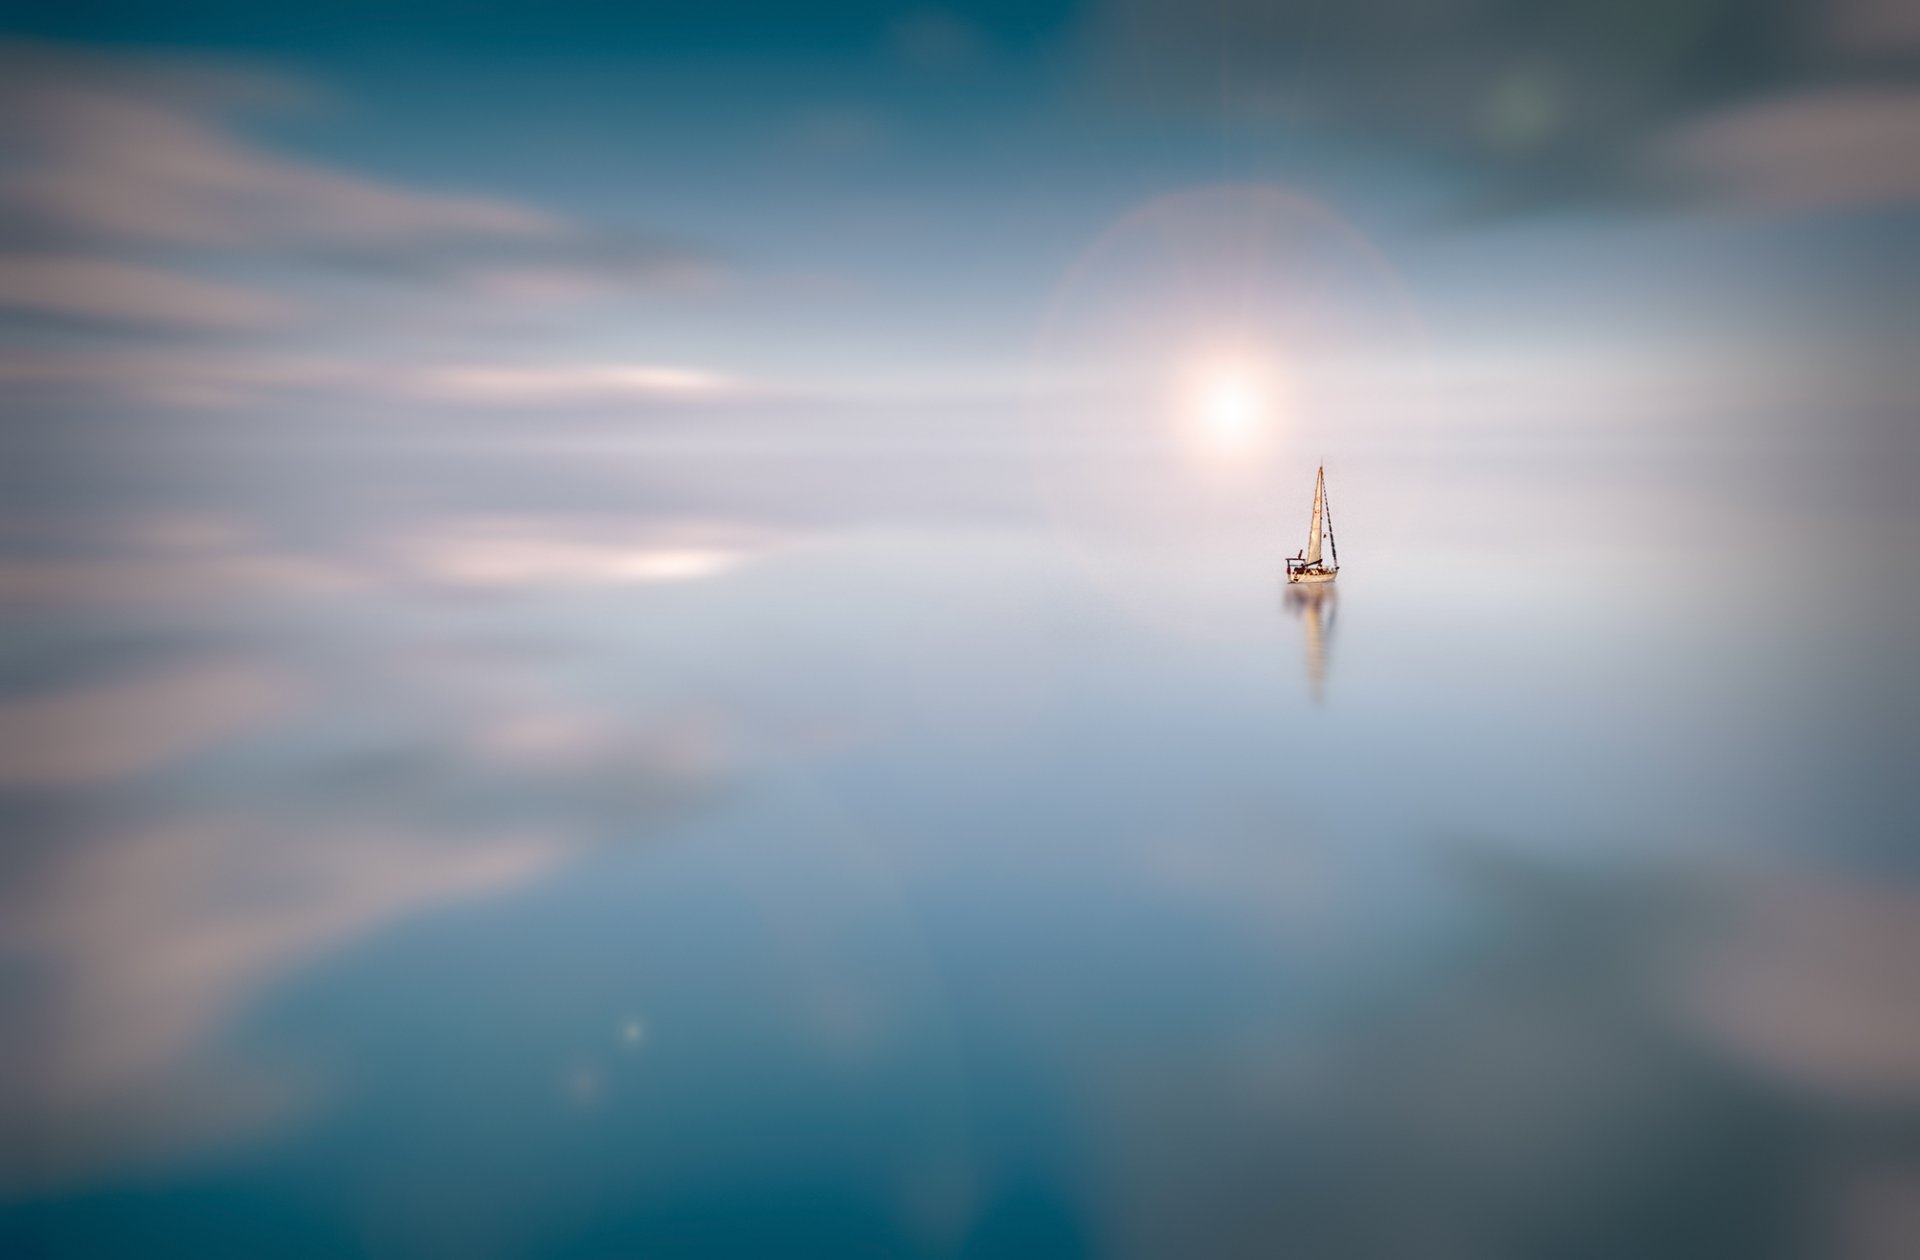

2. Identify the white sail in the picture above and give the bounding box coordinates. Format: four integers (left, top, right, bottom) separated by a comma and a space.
1304, 467, 1325, 564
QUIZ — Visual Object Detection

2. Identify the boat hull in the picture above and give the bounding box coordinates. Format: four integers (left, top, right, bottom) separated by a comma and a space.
1286, 569, 1337, 585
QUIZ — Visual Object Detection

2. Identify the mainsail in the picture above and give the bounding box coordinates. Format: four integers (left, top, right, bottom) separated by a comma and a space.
1304, 466, 1325, 564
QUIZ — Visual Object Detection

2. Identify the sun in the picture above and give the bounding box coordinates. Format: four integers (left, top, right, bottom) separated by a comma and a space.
1180, 353, 1282, 458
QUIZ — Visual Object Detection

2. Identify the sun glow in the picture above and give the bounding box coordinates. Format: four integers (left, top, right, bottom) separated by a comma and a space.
1180, 353, 1283, 458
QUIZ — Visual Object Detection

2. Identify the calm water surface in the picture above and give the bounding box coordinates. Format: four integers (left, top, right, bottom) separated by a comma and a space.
1, 447, 1913, 1258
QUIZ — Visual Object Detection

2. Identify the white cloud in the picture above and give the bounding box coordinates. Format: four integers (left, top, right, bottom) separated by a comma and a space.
1656, 88, 1920, 211
1825, 0, 1920, 55
0, 509, 779, 613
403, 361, 735, 404
0, 254, 299, 328
0, 41, 716, 328
0, 51, 562, 249
0, 509, 366, 607
0, 347, 742, 409
397, 516, 753, 588
0, 550, 365, 606
0, 660, 302, 789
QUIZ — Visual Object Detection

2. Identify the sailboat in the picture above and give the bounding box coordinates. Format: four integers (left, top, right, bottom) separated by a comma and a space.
1285, 466, 1339, 584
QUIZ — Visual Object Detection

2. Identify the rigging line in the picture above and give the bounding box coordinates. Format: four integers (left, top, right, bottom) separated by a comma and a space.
1323, 475, 1339, 566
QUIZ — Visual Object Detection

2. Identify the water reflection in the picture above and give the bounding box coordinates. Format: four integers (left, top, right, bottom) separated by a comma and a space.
0, 815, 566, 1184
1283, 583, 1337, 702
0, 511, 747, 1188
1088, 844, 1920, 1260
0, 490, 1912, 1258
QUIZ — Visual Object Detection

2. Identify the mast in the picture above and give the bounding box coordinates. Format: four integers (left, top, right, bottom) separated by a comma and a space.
1322, 467, 1338, 570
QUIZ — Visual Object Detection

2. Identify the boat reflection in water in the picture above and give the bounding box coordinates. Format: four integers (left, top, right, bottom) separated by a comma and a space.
1284, 582, 1337, 703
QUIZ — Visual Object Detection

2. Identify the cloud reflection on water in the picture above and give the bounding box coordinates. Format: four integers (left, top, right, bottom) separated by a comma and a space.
1080, 843, 1920, 1259
0, 660, 300, 789
0, 816, 563, 1185
0, 503, 765, 1189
